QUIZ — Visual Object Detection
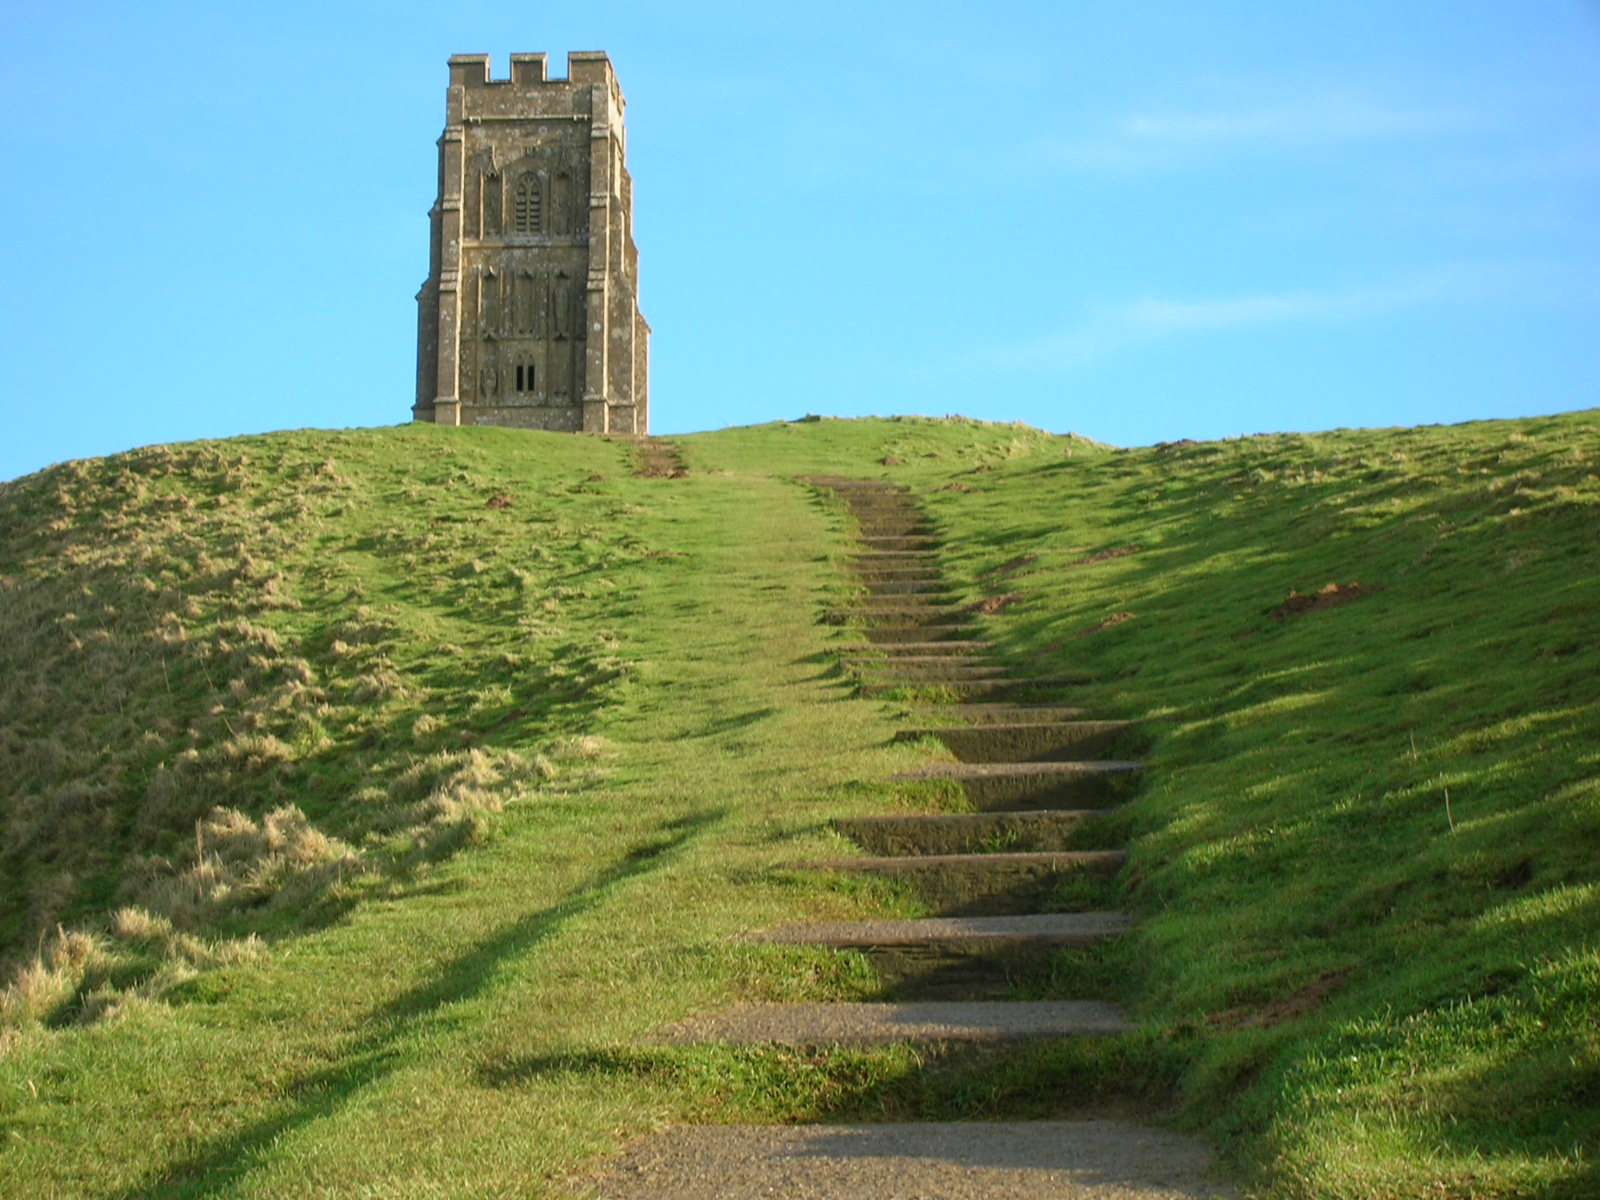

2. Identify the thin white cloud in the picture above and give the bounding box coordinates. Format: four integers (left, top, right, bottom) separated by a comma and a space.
1037, 90, 1477, 171
989, 271, 1487, 372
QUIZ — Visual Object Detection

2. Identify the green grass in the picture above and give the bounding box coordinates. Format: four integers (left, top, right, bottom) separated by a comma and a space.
0, 412, 1596, 1197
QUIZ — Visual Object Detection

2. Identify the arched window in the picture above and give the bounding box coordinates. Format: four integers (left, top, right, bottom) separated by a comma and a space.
513, 173, 542, 234
514, 362, 536, 393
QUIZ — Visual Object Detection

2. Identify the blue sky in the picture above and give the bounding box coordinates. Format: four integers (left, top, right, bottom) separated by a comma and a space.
2, 1, 1598, 481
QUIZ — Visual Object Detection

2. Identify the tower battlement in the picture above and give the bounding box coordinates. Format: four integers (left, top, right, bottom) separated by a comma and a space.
414, 51, 647, 434
446, 51, 617, 88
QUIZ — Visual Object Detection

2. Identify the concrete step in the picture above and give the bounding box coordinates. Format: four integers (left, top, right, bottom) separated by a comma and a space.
844, 659, 992, 678
858, 536, 942, 550
803, 850, 1125, 915
834, 809, 1109, 856
838, 620, 972, 640
842, 640, 994, 655
588, 1121, 1235, 1200
851, 518, 934, 534
893, 761, 1142, 809
861, 580, 955, 595
759, 912, 1132, 949
853, 558, 941, 571
859, 625, 974, 645
859, 677, 1092, 700
917, 703, 1095, 723
758, 912, 1133, 999
856, 576, 945, 588
854, 664, 1012, 681
849, 595, 965, 609
857, 529, 938, 541
901, 720, 1137, 763
656, 1000, 1131, 1046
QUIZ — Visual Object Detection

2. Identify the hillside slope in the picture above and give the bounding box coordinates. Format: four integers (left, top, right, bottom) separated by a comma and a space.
1, 413, 1596, 1198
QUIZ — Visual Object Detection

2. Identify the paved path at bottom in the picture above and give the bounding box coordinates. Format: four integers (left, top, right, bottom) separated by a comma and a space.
584, 1121, 1236, 1199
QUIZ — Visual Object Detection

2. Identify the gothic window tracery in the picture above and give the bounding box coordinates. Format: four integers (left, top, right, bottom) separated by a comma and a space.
513, 173, 542, 233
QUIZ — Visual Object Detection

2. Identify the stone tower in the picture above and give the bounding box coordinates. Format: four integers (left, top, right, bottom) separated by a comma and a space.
414, 52, 648, 433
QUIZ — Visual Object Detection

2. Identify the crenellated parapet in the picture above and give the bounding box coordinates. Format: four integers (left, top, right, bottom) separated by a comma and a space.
415, 52, 647, 434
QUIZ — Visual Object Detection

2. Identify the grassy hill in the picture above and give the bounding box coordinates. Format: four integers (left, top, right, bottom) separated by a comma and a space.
1, 413, 1596, 1198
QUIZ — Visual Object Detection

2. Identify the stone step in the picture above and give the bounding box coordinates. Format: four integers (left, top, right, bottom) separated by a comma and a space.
833, 599, 963, 612
803, 850, 1125, 915
857, 518, 934, 534
849, 595, 965, 609
854, 664, 1012, 680
859, 677, 1093, 700
656, 1000, 1131, 1046
842, 640, 994, 655
588, 1122, 1235, 1200
901, 721, 1137, 763
845, 619, 972, 635
858, 536, 942, 550
918, 703, 1095, 723
758, 912, 1134, 999
893, 761, 1142, 809
759, 912, 1132, 949
861, 580, 954, 595
860, 624, 974, 644
853, 558, 941, 570
856, 576, 945, 588
834, 809, 1108, 856
842, 655, 998, 672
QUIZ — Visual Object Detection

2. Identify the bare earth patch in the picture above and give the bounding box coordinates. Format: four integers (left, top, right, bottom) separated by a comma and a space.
970, 592, 1025, 615
1208, 968, 1353, 1029
635, 440, 689, 478
1069, 545, 1139, 567
1076, 612, 1136, 638
1269, 582, 1376, 620
981, 554, 1038, 580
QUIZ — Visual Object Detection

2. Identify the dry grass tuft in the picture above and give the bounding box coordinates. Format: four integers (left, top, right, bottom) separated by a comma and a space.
0, 930, 102, 1030
131, 806, 358, 929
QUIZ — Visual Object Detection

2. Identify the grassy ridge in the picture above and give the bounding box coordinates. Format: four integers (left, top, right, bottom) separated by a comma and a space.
0, 413, 1596, 1197
0, 427, 642, 1007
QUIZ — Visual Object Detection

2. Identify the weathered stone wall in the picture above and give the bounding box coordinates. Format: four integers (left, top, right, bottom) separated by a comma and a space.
414, 52, 648, 434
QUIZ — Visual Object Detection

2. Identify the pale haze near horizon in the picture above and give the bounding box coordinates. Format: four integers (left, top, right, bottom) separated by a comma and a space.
2, 1, 1597, 483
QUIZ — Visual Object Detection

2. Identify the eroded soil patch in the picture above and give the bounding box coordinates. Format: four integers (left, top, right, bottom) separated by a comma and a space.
1269, 582, 1375, 620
